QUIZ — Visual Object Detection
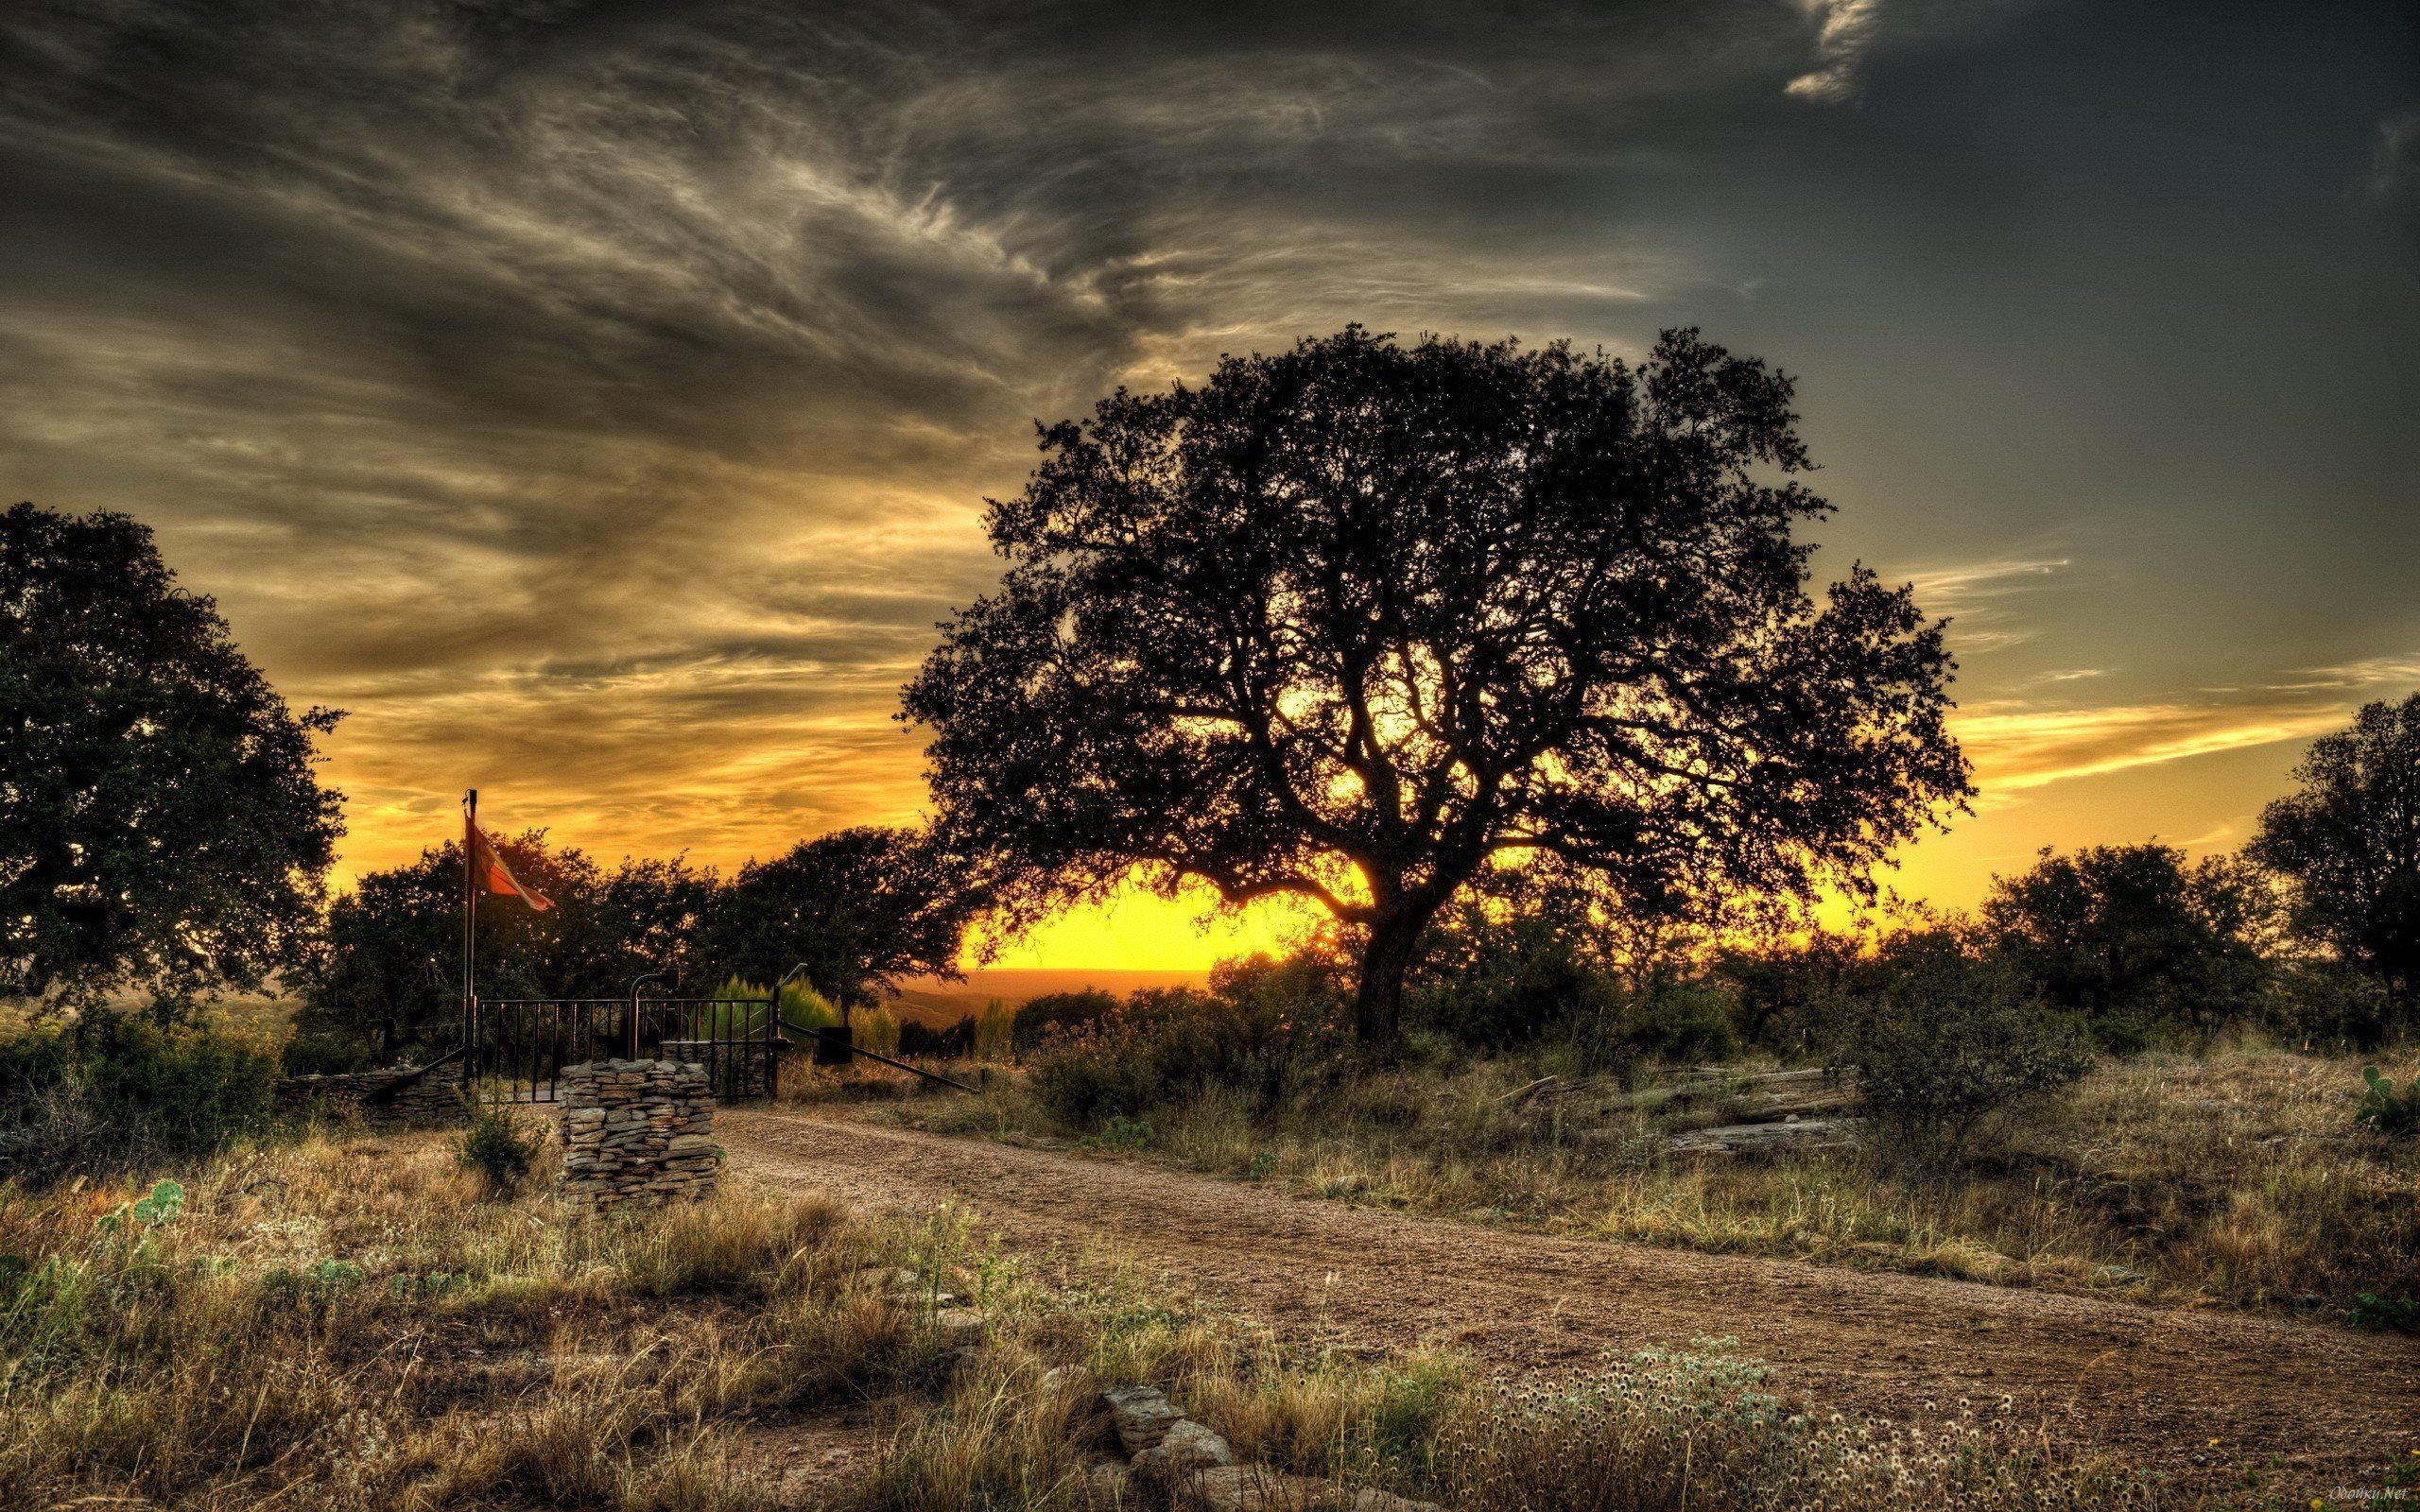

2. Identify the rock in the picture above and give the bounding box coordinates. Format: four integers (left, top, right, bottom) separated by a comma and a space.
934, 1307, 987, 1347
1102, 1384, 1186, 1454
1134, 1418, 1236, 1476
1086, 1461, 1136, 1508
1176, 1464, 1327, 1511
2091, 1264, 2149, 1286
1666, 1117, 1863, 1156
1349, 1489, 1446, 1512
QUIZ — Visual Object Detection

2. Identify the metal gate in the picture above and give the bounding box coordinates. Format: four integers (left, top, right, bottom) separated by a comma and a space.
469, 993, 779, 1103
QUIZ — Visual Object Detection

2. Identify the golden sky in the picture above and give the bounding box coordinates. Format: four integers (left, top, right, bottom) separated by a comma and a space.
4, 1, 2414, 971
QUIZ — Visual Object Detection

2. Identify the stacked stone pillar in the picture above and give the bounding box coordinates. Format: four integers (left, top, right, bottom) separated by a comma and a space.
558, 1058, 719, 1212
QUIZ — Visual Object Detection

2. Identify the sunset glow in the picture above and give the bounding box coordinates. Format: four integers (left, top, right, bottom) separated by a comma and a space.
4, 2, 2411, 969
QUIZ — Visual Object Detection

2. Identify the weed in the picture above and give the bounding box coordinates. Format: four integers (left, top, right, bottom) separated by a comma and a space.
456, 1104, 544, 1193
2355, 1064, 2420, 1136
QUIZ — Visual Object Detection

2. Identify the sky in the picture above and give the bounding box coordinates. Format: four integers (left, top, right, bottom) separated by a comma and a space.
3, 0, 2414, 970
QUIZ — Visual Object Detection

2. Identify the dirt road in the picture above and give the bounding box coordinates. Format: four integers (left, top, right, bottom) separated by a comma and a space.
723, 1108, 2417, 1489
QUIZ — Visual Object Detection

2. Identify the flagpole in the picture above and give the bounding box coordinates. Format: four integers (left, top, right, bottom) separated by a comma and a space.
462, 788, 477, 1064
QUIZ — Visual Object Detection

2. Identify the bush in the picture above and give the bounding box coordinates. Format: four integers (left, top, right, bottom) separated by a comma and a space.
1832, 933, 2091, 1166
456, 1105, 543, 1192
1027, 956, 1353, 1127
1615, 980, 1741, 1065
854, 1005, 903, 1059
0, 1015, 277, 1183
1011, 989, 1120, 1053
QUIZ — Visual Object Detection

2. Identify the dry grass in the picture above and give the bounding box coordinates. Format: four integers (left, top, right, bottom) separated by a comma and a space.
0, 1111, 2228, 1511
894, 1040, 2420, 1319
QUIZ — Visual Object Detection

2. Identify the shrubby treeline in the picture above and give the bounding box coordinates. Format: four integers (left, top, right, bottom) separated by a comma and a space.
1004, 808, 2416, 1160
291, 825, 975, 1070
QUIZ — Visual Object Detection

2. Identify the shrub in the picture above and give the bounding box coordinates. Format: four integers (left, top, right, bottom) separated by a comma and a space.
0, 1015, 277, 1183
456, 1106, 543, 1193
1027, 959, 1352, 1128
2355, 1065, 2420, 1137
972, 998, 1013, 1062
1616, 980, 1742, 1065
1011, 989, 1120, 1053
854, 1005, 903, 1059
1832, 933, 2091, 1166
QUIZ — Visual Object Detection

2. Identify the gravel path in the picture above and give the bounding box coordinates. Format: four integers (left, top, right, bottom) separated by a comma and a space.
723, 1106, 2418, 1491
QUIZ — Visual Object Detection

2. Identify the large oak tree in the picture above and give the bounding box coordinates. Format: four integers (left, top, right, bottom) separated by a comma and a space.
902, 329, 1969, 1048
1, 502, 344, 1016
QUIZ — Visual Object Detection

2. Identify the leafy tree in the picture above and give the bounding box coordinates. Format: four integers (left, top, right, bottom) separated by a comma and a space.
2251, 695, 2420, 1036
299, 833, 714, 1061
1835, 927, 2092, 1167
1979, 843, 2274, 1044
903, 328, 1968, 1050
0, 503, 343, 1016
700, 827, 973, 1010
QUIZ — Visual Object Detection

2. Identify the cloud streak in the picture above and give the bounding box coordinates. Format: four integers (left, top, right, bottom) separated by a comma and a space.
0, 0, 2412, 937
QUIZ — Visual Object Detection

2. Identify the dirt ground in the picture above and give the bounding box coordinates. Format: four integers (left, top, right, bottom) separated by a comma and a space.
722, 1106, 2420, 1494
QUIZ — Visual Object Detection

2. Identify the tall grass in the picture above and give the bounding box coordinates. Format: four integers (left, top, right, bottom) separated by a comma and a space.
913, 1042, 2420, 1318
0, 1129, 2221, 1510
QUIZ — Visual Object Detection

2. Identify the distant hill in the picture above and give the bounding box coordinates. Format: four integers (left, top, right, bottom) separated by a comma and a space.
881, 968, 1211, 1028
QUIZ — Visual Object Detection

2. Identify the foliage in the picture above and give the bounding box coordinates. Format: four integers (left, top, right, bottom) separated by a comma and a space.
972, 998, 1013, 1061
1711, 925, 1875, 1056
1613, 978, 1743, 1066
1010, 988, 1120, 1052
0, 1014, 277, 1183
455, 1105, 543, 1192
1410, 875, 1623, 1050
2251, 694, 2420, 1039
1027, 956, 1353, 1127
700, 826, 975, 1009
2355, 1064, 2420, 1136
854, 1004, 903, 1058
2348, 1292, 2419, 1333
903, 328, 1969, 1048
1981, 844, 2278, 1047
0, 503, 345, 1017
298, 833, 717, 1063
1831, 931, 2092, 1166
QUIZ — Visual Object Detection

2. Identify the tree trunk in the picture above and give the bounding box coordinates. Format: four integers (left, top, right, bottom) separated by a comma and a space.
1354, 910, 1426, 1054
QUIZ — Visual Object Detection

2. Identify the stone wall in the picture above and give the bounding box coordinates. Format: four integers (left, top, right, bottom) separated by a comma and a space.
558, 1058, 719, 1213
276, 1062, 465, 1126
658, 1039, 774, 1100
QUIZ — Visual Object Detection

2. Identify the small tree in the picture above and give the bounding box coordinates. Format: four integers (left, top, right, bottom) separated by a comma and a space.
903, 329, 1968, 1051
2251, 696, 2420, 1040
0, 503, 343, 1016
1837, 929, 2092, 1167
700, 827, 973, 1010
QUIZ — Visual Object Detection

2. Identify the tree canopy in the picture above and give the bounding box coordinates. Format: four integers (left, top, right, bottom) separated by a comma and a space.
698, 827, 973, 1009
1979, 843, 2276, 1044
902, 328, 1970, 1048
296, 833, 717, 1062
2251, 695, 2420, 1035
0, 503, 343, 1015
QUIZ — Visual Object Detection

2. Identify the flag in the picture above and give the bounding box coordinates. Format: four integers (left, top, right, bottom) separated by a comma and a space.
467, 819, 554, 911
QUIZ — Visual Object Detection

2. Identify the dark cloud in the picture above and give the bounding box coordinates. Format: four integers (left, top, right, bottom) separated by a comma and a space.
1, 0, 2414, 913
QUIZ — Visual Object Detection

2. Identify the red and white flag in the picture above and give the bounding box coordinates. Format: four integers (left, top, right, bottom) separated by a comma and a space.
467, 818, 554, 911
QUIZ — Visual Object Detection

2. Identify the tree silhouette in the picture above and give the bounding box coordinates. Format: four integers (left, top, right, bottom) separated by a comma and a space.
2251, 694, 2420, 1036
699, 827, 972, 1009
1, 502, 344, 1016
903, 329, 1969, 1049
